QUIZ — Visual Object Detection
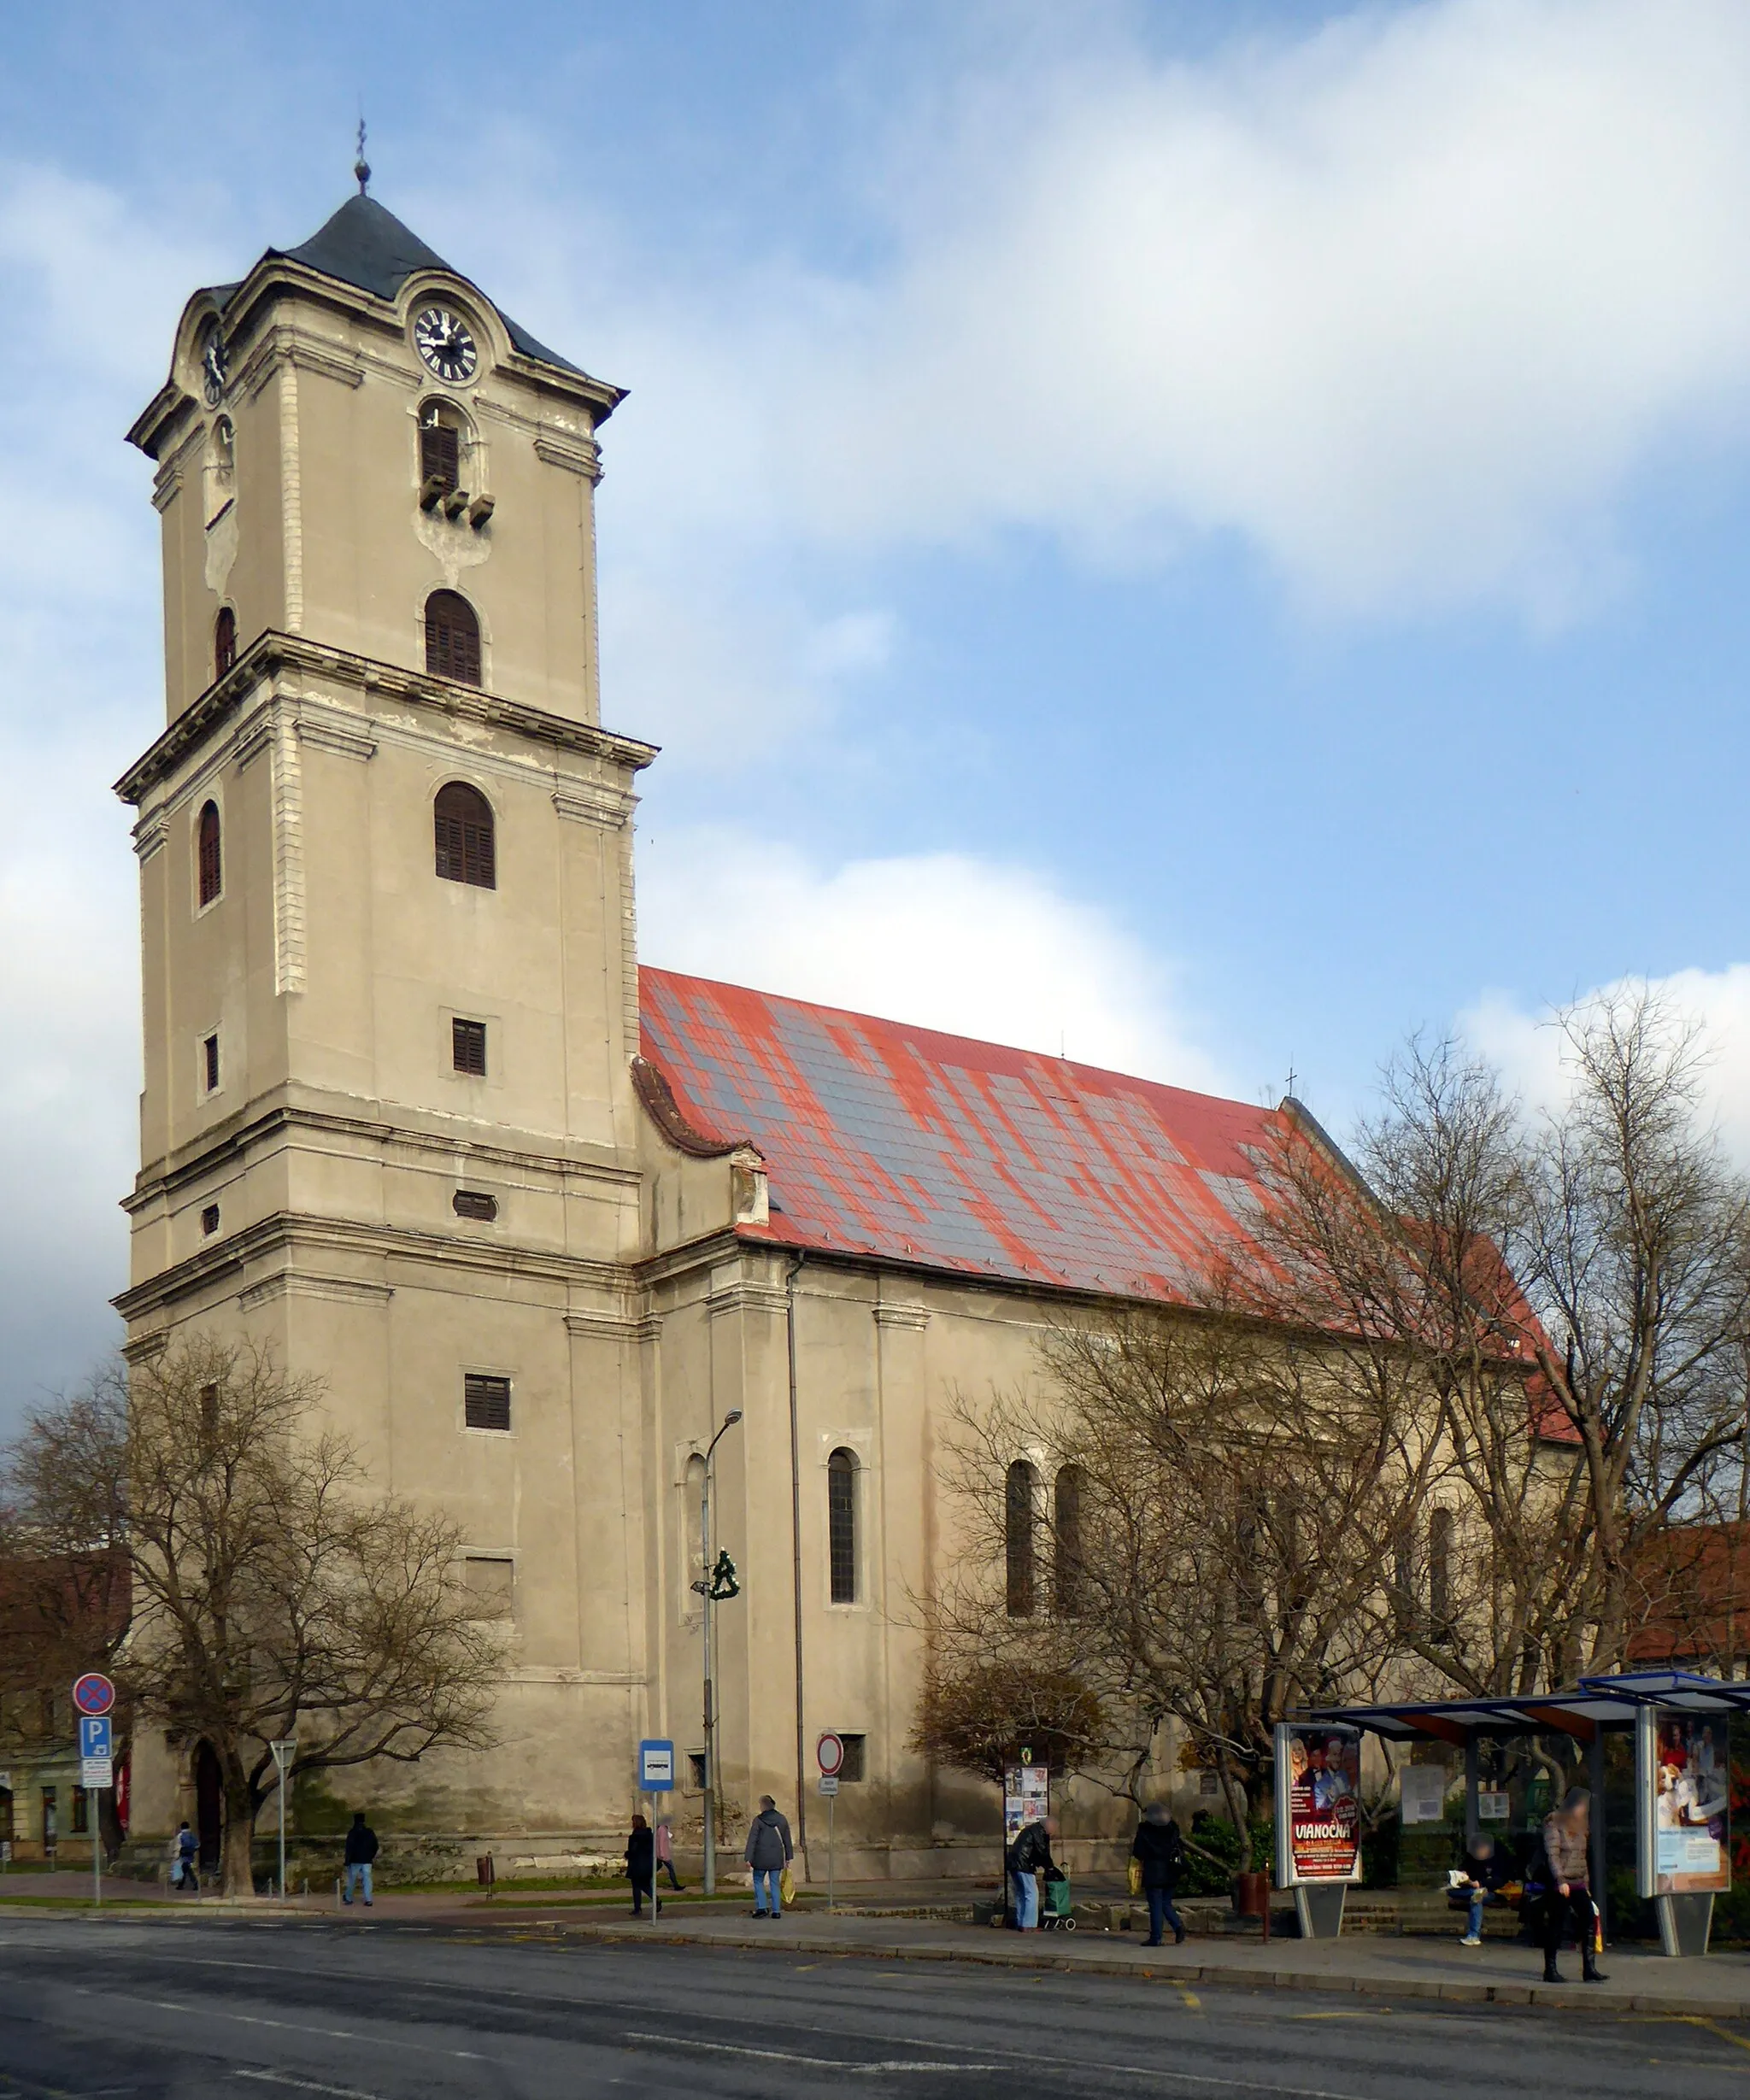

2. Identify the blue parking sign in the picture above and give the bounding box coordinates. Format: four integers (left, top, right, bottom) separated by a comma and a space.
79, 1716, 111, 1761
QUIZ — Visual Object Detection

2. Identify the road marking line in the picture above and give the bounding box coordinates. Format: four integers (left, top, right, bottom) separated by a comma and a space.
235, 2072, 385, 2099
1650, 2015, 1750, 2056
1177, 1989, 1201, 2012
622, 2034, 995, 2074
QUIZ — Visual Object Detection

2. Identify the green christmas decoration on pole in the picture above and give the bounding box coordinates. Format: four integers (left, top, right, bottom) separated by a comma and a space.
709, 1550, 740, 1600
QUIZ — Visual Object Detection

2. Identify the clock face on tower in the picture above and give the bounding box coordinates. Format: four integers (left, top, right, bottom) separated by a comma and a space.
414, 307, 479, 384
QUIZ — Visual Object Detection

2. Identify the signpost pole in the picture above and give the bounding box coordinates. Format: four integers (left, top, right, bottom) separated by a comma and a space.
827, 1786, 836, 1915
72, 1677, 117, 1909
268, 1740, 297, 1899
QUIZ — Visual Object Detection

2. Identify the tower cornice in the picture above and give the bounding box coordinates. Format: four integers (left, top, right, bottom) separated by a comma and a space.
114, 629, 659, 807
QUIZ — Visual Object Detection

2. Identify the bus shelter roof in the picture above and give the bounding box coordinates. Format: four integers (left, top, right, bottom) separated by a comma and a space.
1302, 1670, 1750, 1746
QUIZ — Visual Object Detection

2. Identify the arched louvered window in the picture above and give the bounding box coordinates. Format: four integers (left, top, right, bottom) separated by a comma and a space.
827, 1448, 858, 1604
1054, 1463, 1085, 1616
1006, 1459, 1037, 1618
197, 801, 222, 908
419, 401, 468, 493
425, 590, 482, 686
433, 782, 496, 889
214, 606, 237, 680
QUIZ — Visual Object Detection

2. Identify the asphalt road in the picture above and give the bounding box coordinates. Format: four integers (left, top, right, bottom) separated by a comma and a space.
3, 1915, 1750, 2099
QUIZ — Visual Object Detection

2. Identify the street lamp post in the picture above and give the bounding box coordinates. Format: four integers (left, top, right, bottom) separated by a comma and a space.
698, 1408, 743, 1898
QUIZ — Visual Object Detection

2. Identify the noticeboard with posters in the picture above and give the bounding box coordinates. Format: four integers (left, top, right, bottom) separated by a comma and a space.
1273, 1722, 1365, 1886
1003, 1762, 1049, 1845
1638, 1706, 1730, 1898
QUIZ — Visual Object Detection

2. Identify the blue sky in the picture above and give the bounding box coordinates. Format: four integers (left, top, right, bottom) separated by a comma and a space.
5, 0, 1750, 1427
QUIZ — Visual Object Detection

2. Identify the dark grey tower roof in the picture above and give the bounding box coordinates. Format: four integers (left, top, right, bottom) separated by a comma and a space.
223, 194, 582, 377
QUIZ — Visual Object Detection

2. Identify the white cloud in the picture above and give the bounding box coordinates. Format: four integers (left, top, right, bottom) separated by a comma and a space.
488, 0, 1750, 631
637, 828, 1223, 1089
1464, 964, 1750, 1164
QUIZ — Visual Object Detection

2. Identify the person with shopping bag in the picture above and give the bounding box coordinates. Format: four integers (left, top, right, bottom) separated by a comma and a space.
743, 1795, 794, 1918
1129, 1803, 1187, 1946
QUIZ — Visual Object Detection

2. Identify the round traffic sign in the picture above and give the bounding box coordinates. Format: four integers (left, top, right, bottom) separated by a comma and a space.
816, 1730, 844, 1777
72, 1673, 115, 1717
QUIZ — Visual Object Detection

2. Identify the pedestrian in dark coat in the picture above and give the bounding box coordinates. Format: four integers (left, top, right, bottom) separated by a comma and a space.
342, 1811, 379, 1907
625, 1812, 657, 1916
1006, 1816, 1059, 1931
1539, 1787, 1606, 1984
1130, 1804, 1187, 1946
743, 1796, 794, 1917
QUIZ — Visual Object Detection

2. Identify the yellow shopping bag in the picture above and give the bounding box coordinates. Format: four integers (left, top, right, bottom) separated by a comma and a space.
1127, 1857, 1142, 1898
779, 1865, 796, 1907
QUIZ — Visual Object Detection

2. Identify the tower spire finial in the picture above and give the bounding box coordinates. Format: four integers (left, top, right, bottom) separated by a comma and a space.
354, 112, 371, 196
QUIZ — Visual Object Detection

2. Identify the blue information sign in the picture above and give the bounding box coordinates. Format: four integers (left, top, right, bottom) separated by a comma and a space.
79, 1716, 112, 1761
638, 1738, 675, 1792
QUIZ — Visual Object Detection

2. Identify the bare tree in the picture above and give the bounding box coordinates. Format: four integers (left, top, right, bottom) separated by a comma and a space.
1236, 991, 1750, 1698
919, 989, 1750, 1857
929, 1297, 1432, 1861
907, 1658, 1107, 1786
0, 1385, 131, 1850
9, 1339, 502, 1896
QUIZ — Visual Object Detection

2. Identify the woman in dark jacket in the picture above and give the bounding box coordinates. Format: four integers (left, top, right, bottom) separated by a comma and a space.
625, 1812, 657, 1917
1130, 1804, 1187, 1947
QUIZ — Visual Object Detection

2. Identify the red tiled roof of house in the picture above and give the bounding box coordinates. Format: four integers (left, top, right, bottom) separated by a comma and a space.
637, 967, 1289, 1299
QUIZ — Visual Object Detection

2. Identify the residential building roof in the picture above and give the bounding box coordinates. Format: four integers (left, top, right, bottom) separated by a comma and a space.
637, 966, 1289, 1299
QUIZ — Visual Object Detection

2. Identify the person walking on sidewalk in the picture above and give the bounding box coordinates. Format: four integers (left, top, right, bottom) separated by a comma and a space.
170, 1821, 199, 1894
342, 1810, 379, 1907
655, 1815, 684, 1892
625, 1812, 658, 1916
1539, 1787, 1606, 1984
744, 1795, 793, 1917
1007, 1816, 1059, 1931
1456, 1832, 1511, 1946
1130, 1804, 1188, 1946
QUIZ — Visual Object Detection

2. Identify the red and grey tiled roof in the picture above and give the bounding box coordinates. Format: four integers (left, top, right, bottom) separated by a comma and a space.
637, 966, 1289, 1300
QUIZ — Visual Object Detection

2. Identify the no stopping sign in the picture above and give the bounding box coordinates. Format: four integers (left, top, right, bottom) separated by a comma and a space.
816, 1731, 845, 1778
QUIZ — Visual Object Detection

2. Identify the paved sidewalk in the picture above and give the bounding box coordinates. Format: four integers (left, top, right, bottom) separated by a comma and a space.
555, 1903, 1750, 2020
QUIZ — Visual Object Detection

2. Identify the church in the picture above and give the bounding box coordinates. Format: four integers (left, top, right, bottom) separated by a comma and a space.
116, 186, 1301, 1877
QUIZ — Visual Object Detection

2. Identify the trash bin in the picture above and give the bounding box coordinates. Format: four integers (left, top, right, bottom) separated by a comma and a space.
1233, 1870, 1271, 1942
476, 1853, 496, 1888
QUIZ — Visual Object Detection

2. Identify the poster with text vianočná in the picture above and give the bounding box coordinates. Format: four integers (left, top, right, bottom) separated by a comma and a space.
1279, 1723, 1363, 1884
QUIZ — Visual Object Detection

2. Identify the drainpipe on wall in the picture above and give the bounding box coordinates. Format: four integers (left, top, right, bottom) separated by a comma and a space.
786, 1250, 809, 1876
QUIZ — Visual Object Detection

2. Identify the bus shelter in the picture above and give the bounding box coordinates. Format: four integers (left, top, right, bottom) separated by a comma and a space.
1284, 1669, 1750, 1956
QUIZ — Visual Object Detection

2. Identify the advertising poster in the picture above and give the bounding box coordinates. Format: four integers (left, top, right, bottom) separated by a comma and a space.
1275, 1723, 1363, 1884
1651, 1712, 1730, 1896
1003, 1762, 1048, 1845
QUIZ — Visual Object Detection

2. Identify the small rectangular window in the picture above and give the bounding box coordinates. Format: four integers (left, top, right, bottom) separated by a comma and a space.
203, 1032, 220, 1093
71, 1786, 89, 1834
837, 1733, 867, 1783
464, 1373, 512, 1433
452, 1018, 487, 1076
462, 1556, 514, 1619
201, 1204, 220, 1236
453, 1188, 498, 1223
688, 1752, 708, 1791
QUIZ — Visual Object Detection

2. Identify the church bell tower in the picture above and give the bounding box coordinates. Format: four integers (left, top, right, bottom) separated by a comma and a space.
116, 188, 662, 1831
